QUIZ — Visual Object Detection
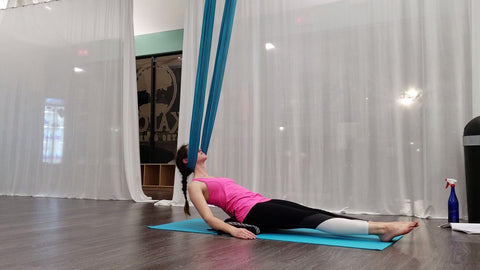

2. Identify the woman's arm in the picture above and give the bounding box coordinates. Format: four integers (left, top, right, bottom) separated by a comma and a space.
187, 182, 256, 240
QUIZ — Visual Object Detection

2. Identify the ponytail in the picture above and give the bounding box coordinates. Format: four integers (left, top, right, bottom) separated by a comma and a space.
175, 144, 193, 216
181, 173, 190, 216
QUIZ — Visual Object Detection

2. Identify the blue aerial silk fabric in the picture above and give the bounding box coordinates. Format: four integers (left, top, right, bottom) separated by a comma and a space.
188, 0, 237, 171
187, 0, 216, 171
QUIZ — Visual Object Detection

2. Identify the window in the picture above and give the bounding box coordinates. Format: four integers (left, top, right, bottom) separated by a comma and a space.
43, 98, 64, 164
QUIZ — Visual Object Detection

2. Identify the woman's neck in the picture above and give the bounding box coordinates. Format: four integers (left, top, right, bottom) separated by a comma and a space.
193, 164, 211, 179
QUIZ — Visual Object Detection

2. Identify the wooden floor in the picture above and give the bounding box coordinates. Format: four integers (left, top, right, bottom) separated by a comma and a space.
142, 186, 173, 200
1, 196, 479, 270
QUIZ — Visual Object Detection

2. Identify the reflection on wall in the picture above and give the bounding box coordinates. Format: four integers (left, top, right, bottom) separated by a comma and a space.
43, 98, 64, 164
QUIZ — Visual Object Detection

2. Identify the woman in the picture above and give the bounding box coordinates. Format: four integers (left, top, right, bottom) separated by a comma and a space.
175, 144, 418, 241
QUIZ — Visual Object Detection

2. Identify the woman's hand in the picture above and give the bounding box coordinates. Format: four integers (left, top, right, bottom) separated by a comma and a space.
230, 227, 257, 240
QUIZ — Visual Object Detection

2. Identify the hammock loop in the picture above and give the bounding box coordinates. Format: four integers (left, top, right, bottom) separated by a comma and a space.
188, 0, 237, 171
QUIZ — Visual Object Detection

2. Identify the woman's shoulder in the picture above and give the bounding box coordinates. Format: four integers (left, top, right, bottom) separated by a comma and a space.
189, 179, 205, 186
193, 176, 225, 181
194, 177, 234, 183
188, 180, 206, 191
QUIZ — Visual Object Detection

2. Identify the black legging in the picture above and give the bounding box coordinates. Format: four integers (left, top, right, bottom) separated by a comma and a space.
243, 199, 359, 231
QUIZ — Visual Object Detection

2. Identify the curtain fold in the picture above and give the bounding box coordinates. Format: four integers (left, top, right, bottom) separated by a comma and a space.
173, 0, 474, 218
5, 0, 55, 9
0, 0, 151, 201
473, 0, 480, 117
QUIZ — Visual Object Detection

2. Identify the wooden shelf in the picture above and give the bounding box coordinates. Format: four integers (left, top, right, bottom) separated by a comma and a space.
141, 163, 175, 188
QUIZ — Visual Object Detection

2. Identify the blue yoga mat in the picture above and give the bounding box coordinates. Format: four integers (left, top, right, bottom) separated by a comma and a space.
149, 219, 402, 250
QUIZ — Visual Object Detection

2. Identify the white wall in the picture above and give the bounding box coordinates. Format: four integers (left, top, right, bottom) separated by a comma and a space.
133, 0, 186, 36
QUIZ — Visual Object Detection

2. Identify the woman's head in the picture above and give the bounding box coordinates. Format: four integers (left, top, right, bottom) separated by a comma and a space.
175, 144, 192, 216
175, 144, 191, 175
175, 144, 208, 173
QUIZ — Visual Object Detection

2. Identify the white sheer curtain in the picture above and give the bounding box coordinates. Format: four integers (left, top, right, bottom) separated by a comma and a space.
3, 0, 55, 9
0, 0, 152, 201
173, 0, 475, 219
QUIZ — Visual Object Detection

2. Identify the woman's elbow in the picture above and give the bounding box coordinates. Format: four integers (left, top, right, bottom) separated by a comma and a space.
203, 216, 216, 227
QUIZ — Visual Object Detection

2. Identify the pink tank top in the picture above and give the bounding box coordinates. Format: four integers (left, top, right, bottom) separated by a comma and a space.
192, 177, 271, 222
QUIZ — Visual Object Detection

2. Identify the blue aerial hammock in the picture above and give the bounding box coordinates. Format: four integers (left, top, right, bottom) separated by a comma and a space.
187, 0, 237, 171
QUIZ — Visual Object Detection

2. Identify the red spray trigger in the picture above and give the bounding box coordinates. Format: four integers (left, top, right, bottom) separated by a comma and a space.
445, 178, 456, 188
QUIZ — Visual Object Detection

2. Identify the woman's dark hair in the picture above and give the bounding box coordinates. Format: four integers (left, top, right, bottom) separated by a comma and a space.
175, 144, 192, 215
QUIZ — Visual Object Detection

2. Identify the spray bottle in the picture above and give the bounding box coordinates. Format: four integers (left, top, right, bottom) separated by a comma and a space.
445, 178, 459, 223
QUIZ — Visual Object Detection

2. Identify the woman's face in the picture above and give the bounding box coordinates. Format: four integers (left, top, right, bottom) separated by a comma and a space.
197, 149, 207, 162
181, 145, 207, 165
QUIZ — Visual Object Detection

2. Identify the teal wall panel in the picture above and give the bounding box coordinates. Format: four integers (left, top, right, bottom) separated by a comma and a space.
135, 29, 183, 57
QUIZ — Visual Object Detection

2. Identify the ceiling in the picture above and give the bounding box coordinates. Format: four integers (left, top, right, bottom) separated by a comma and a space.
133, 0, 186, 36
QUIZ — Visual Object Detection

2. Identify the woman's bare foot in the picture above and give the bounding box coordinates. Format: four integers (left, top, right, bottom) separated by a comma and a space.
369, 221, 419, 242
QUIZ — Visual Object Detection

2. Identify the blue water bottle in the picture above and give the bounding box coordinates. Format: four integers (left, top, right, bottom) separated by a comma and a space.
445, 178, 459, 223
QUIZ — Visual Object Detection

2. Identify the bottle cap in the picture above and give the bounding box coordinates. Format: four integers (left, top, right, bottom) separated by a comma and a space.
445, 178, 457, 188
